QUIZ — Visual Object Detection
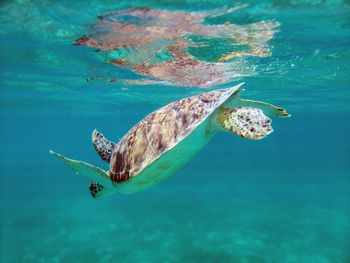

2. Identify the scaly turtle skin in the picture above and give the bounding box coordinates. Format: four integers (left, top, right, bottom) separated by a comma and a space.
50, 83, 289, 198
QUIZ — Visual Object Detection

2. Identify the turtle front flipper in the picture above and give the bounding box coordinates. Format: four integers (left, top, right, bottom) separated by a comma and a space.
235, 98, 290, 117
50, 150, 115, 190
216, 107, 273, 139
92, 129, 116, 163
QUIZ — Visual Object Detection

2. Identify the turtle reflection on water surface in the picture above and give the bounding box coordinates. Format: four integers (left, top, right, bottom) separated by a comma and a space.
51, 83, 290, 198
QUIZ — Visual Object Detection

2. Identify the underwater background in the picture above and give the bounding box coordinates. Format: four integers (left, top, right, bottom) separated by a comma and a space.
1, 0, 350, 262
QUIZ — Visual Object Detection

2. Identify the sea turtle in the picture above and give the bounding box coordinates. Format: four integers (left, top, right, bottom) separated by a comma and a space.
50, 83, 289, 198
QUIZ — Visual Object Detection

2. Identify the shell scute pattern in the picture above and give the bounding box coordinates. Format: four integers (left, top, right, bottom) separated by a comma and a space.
144, 107, 178, 154
110, 87, 236, 182
110, 121, 153, 182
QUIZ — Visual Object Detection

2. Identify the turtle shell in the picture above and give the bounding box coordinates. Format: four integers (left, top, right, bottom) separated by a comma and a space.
109, 85, 242, 182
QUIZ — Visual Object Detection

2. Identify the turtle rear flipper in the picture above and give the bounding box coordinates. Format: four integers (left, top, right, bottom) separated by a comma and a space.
50, 151, 115, 198
92, 130, 116, 163
88, 181, 115, 198
216, 107, 273, 139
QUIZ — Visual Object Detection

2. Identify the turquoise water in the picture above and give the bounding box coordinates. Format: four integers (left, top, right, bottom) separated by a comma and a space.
1, 0, 350, 262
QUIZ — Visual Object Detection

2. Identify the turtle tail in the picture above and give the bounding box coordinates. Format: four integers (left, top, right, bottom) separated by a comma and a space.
92, 130, 116, 163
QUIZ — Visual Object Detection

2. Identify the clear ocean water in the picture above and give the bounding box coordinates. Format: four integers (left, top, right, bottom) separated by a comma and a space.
1, 0, 350, 262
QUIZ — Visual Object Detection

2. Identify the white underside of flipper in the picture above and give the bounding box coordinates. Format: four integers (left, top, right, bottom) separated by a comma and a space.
50, 150, 115, 189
